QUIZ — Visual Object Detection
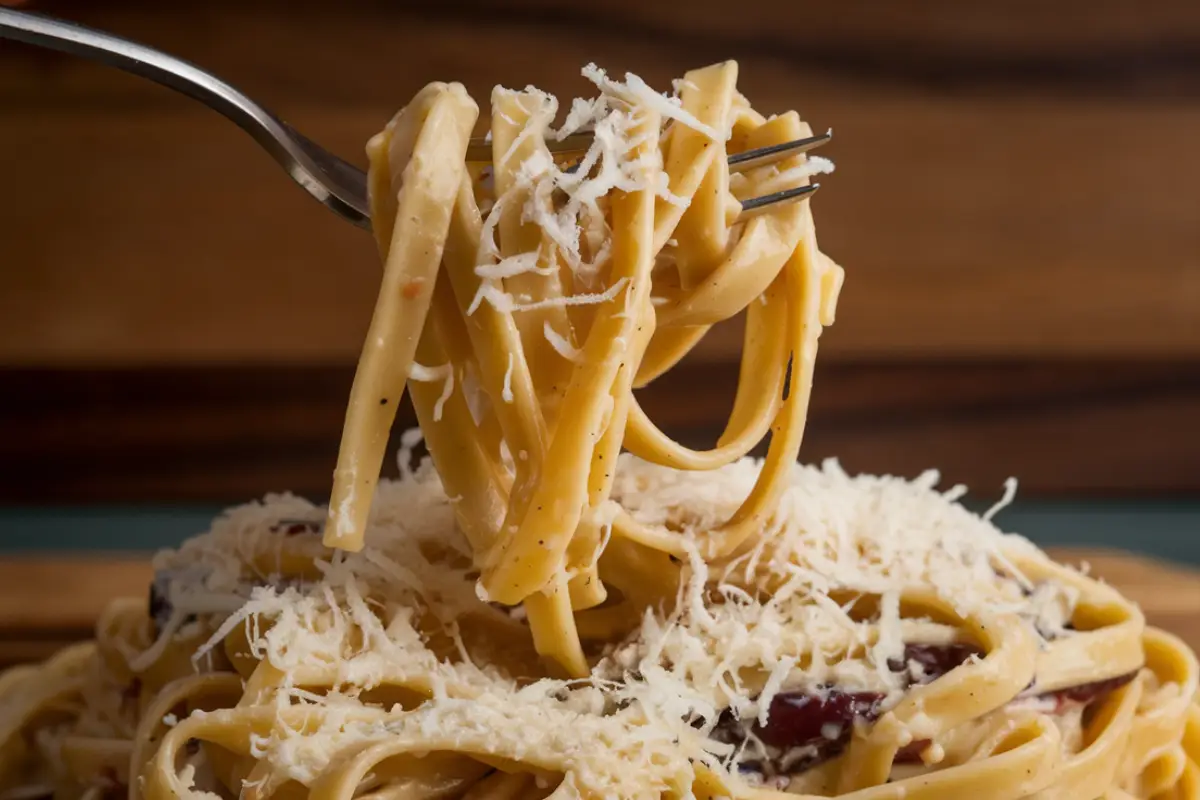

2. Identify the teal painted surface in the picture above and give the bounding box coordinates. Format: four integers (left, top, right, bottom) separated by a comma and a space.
0, 503, 1197, 565
0, 507, 221, 552
993, 504, 1200, 566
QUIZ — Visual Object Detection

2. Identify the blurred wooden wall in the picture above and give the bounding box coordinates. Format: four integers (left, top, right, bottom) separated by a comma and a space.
2, 0, 1199, 502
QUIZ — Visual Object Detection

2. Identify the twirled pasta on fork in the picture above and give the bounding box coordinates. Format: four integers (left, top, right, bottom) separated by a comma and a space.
1, 63, 1197, 800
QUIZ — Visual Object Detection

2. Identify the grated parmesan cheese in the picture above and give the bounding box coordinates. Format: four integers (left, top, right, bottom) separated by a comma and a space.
582, 64, 725, 142
465, 63, 730, 324
502, 353, 515, 403
543, 321, 583, 362
408, 362, 455, 422
152, 446, 1080, 795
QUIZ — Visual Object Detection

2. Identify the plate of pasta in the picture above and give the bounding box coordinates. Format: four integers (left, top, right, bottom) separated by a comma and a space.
0, 62, 1196, 800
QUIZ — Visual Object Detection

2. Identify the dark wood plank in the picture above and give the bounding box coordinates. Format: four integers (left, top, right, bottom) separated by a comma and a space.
2, 362, 1198, 502
3, 106, 1198, 364
8, 0, 1200, 99
436, 0, 1200, 61
1, 2, 1199, 365
804, 362, 1200, 497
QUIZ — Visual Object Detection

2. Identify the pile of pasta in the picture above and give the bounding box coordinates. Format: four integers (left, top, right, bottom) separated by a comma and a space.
1, 63, 1198, 800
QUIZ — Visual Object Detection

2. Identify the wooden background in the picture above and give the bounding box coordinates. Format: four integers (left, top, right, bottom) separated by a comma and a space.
2, 0, 1200, 504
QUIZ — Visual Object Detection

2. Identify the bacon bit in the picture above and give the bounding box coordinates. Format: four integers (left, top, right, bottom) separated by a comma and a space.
269, 519, 322, 536
717, 645, 1138, 780
1037, 670, 1139, 713
402, 277, 426, 299
888, 642, 982, 682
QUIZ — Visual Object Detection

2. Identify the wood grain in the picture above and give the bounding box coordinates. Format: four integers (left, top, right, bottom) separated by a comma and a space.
3, 361, 1199, 503
9, 0, 1200, 96
2, 2, 1198, 498
0, 548, 1194, 667
1, 1, 1198, 365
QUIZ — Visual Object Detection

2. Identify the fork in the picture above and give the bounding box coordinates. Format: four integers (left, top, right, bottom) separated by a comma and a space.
0, 7, 830, 232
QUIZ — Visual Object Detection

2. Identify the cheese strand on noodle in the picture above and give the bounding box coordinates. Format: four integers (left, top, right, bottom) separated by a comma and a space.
0, 63, 1197, 800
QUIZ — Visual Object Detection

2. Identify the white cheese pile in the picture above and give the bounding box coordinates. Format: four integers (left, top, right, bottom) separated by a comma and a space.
145, 451, 1077, 793
469, 64, 723, 317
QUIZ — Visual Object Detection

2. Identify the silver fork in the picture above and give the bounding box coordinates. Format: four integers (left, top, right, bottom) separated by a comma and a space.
0, 7, 830, 231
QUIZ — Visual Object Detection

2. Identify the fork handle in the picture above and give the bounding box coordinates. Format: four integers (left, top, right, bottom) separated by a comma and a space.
1, 8, 284, 146
0, 7, 371, 228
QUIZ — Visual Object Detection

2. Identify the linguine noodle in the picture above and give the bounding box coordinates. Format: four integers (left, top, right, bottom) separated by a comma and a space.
1, 63, 1196, 800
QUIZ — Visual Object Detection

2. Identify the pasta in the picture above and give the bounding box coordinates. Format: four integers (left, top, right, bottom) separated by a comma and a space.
1, 62, 1197, 800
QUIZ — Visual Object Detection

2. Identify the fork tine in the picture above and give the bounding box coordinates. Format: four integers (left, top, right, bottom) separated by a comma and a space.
737, 183, 820, 221
469, 130, 825, 220
464, 130, 832, 170
728, 131, 832, 173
